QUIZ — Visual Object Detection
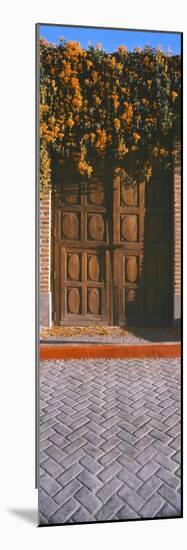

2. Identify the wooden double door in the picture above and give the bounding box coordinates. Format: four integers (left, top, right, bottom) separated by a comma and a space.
53, 162, 172, 326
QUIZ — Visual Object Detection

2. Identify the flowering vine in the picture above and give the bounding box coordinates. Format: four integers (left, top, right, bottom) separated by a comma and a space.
39, 38, 181, 193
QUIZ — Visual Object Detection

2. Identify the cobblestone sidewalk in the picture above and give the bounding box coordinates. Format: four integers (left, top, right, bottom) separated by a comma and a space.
39, 358, 181, 525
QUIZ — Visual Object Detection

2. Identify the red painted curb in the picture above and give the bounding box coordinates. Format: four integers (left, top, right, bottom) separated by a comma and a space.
40, 343, 181, 361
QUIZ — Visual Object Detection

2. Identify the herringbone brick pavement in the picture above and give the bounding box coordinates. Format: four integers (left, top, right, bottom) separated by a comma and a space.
39, 358, 181, 525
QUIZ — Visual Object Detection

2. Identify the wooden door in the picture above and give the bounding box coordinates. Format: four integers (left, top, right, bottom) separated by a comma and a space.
53, 164, 112, 325
113, 166, 172, 326
53, 162, 172, 326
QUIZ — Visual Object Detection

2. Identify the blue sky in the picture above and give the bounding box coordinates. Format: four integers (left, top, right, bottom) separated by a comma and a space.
39, 25, 181, 55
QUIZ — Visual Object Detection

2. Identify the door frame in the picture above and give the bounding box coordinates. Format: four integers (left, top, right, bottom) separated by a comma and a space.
51, 162, 174, 327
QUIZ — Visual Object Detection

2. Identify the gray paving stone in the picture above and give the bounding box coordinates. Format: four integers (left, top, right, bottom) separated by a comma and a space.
139, 493, 165, 518
45, 444, 66, 463
40, 419, 56, 433
157, 466, 180, 490
171, 450, 181, 465
118, 440, 140, 459
143, 402, 163, 415
86, 421, 106, 435
166, 424, 181, 438
164, 414, 180, 428
42, 457, 63, 479
118, 485, 145, 512
80, 455, 103, 475
137, 460, 159, 482
101, 416, 120, 430
175, 466, 181, 478
135, 434, 154, 452
99, 448, 122, 466
66, 410, 90, 424
156, 502, 181, 518
40, 472, 62, 497
74, 400, 92, 412
117, 402, 134, 414
130, 392, 145, 403
149, 418, 168, 432
98, 461, 122, 483
132, 406, 149, 418
154, 451, 178, 473
156, 390, 171, 402
117, 420, 137, 434
48, 432, 67, 448
63, 437, 87, 456
75, 486, 102, 514
40, 358, 181, 524
137, 474, 163, 499
50, 497, 79, 524
161, 404, 178, 418
169, 435, 181, 451
117, 454, 140, 474
53, 413, 73, 427
40, 427, 56, 442
149, 429, 172, 445
96, 494, 123, 521
96, 476, 123, 503
102, 425, 121, 440
87, 411, 104, 424
71, 507, 95, 523
39, 489, 59, 518
39, 512, 49, 525
117, 429, 138, 445
84, 430, 105, 447
160, 398, 174, 410
100, 435, 120, 453
158, 484, 181, 511
60, 396, 77, 407
46, 396, 63, 407
131, 399, 147, 410
58, 463, 83, 487
60, 448, 85, 470
83, 442, 104, 460
133, 424, 153, 439
103, 407, 120, 420
103, 401, 118, 413
54, 479, 82, 504
118, 468, 143, 491
136, 444, 157, 465
52, 422, 72, 438
152, 440, 175, 457
117, 504, 140, 520
78, 469, 103, 492
43, 403, 61, 415
40, 451, 48, 463
66, 425, 89, 442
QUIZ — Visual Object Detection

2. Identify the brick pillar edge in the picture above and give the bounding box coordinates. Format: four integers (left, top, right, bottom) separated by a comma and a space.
173, 140, 181, 326
39, 190, 52, 327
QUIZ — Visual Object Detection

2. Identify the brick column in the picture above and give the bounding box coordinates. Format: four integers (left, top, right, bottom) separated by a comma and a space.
173, 141, 181, 325
40, 190, 52, 326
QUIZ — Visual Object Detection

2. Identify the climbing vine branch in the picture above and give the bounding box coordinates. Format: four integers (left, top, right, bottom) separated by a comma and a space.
39, 38, 181, 193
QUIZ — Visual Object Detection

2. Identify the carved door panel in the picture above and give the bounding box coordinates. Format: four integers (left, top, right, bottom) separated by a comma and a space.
113, 167, 171, 325
53, 163, 171, 326
53, 167, 112, 325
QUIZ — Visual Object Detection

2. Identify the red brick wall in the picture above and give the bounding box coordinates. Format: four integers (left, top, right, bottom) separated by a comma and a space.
40, 191, 51, 292
40, 190, 52, 325
173, 142, 181, 322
